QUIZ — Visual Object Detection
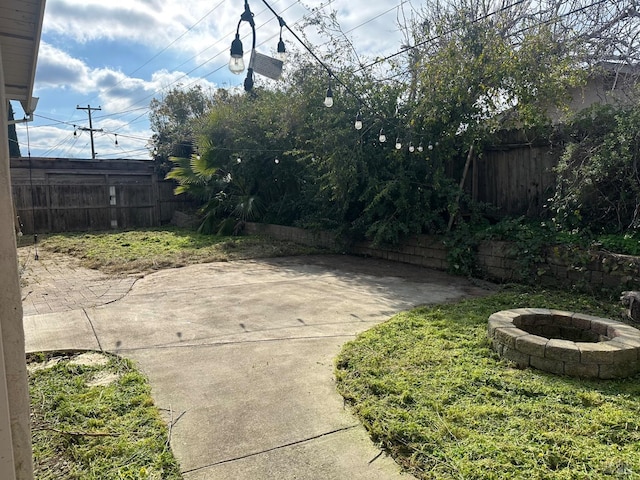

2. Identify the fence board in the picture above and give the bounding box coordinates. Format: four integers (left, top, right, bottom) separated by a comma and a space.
472, 144, 561, 217
10, 157, 194, 233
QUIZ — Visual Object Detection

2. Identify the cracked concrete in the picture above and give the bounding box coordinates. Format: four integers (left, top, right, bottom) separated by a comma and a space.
22, 253, 491, 479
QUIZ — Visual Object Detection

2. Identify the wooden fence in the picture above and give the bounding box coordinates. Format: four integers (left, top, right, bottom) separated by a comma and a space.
11, 141, 563, 234
468, 140, 562, 217
10, 157, 192, 234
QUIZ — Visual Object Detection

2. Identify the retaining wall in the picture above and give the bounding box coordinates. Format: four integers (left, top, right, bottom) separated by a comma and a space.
244, 222, 640, 291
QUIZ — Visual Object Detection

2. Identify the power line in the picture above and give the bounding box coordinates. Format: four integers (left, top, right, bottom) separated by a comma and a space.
82, 0, 227, 107
354, 0, 529, 74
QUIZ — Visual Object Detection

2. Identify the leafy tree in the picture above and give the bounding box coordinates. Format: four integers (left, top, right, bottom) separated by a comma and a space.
166, 86, 313, 233
149, 85, 212, 175
549, 103, 640, 234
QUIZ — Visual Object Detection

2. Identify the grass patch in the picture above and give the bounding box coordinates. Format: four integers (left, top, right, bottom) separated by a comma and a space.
29, 352, 182, 480
335, 286, 640, 479
32, 228, 323, 274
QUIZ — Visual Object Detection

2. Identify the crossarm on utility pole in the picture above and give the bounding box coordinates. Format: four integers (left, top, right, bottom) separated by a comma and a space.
76, 105, 103, 159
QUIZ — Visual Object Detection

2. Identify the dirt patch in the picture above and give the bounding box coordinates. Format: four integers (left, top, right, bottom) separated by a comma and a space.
87, 371, 120, 387
69, 352, 110, 367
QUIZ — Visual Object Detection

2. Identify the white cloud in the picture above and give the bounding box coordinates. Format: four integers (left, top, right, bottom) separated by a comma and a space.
42, 0, 407, 64
35, 43, 91, 90
23, 0, 410, 159
35, 42, 218, 114
43, 0, 240, 57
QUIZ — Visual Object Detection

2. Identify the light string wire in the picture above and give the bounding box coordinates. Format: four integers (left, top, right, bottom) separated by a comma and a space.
25, 118, 38, 260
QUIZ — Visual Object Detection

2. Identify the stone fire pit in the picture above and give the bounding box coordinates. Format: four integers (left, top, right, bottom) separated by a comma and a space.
488, 308, 640, 379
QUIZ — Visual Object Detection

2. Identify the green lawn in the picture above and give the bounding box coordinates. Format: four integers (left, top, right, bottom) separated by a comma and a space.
336, 287, 640, 479
29, 353, 182, 480
30, 227, 322, 274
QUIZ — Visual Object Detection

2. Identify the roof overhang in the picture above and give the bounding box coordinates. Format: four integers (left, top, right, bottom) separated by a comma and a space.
0, 0, 46, 106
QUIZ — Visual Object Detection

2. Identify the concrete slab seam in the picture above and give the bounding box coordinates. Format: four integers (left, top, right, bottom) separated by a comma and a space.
180, 425, 359, 476
82, 308, 103, 353
114, 333, 358, 354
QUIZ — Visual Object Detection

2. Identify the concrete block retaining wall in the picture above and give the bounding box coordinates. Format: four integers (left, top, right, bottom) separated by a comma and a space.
244, 222, 640, 291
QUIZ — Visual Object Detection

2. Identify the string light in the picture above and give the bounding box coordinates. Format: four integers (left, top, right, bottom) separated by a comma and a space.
229, 34, 245, 74
354, 111, 363, 130
324, 84, 334, 108
228, 0, 256, 92
276, 16, 287, 62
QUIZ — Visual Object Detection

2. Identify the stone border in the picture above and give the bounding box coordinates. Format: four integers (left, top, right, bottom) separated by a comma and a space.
488, 309, 640, 379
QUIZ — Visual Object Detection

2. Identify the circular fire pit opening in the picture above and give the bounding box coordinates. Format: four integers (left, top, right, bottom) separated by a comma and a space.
488, 309, 640, 379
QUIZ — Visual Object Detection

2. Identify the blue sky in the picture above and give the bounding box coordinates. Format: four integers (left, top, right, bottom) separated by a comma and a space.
14, 0, 410, 160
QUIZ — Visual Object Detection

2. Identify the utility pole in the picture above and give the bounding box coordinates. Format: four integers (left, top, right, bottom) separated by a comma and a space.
76, 105, 103, 159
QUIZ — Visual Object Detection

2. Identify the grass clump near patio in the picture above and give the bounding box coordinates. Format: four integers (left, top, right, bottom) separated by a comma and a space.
335, 287, 640, 479
34, 228, 322, 274
29, 352, 182, 480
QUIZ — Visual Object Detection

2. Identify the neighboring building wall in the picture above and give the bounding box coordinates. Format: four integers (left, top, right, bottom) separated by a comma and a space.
550, 63, 638, 123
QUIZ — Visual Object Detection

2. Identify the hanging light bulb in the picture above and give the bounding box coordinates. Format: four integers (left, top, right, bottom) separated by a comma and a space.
114, 134, 118, 146
378, 128, 386, 143
229, 34, 245, 74
274, 158, 280, 164
417, 142, 424, 152
409, 142, 415, 153
395, 138, 402, 150
324, 85, 334, 108
428, 144, 434, 151
276, 37, 287, 62
275, 18, 287, 62
354, 112, 363, 130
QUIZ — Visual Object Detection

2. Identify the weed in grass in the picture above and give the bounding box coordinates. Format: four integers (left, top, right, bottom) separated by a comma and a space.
336, 286, 640, 479
29, 352, 182, 480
